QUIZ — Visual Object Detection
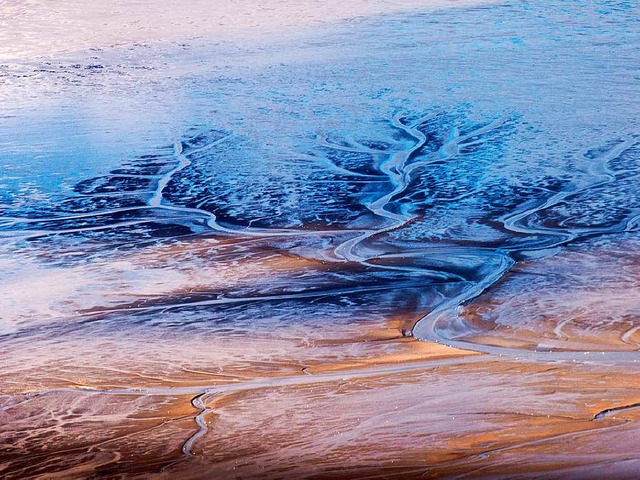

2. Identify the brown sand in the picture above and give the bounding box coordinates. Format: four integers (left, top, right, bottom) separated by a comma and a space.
1, 2, 639, 475
3, 346, 640, 479
3, 235, 640, 479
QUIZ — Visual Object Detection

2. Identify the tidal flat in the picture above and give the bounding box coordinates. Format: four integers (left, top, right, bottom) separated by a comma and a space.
1, 0, 640, 478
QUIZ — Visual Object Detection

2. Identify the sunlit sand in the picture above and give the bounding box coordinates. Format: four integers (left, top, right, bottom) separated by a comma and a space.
1, 0, 640, 478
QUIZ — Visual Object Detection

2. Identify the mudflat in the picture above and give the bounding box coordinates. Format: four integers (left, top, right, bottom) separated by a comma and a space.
1, 0, 639, 478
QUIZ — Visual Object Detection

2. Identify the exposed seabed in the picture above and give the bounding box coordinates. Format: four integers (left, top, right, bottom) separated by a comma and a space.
1, 0, 640, 478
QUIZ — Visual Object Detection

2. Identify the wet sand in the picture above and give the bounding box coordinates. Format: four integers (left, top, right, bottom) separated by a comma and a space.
2, 0, 640, 478
3, 234, 640, 478
454, 233, 640, 352
3, 330, 640, 478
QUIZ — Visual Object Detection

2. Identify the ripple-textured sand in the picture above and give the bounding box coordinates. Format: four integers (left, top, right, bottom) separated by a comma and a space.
1, 0, 640, 478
